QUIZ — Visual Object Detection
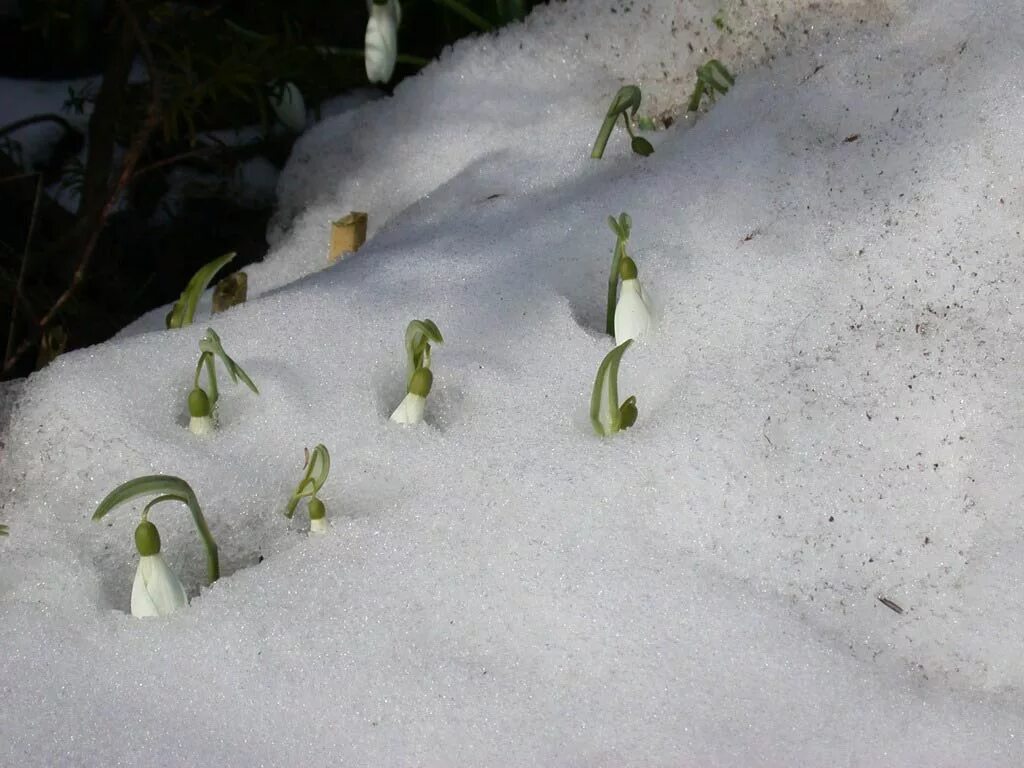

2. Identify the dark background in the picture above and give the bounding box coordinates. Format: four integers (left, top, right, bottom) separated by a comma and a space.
0, 0, 538, 379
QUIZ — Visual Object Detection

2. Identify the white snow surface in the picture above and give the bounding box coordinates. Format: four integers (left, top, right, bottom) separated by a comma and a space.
4, 0, 1024, 764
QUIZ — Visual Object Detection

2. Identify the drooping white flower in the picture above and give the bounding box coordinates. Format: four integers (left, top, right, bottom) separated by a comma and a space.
268, 81, 307, 132
365, 0, 401, 84
130, 521, 188, 618
390, 367, 431, 425
614, 256, 652, 345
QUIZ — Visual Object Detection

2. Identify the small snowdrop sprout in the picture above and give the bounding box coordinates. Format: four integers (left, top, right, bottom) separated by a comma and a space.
166, 252, 236, 329
390, 367, 433, 425
365, 0, 401, 84
93, 475, 220, 617
590, 340, 638, 436
268, 81, 306, 132
605, 212, 631, 336
187, 328, 258, 435
404, 318, 443, 386
284, 444, 332, 533
0, 523, 7, 536
687, 59, 735, 113
614, 256, 652, 345
590, 85, 654, 159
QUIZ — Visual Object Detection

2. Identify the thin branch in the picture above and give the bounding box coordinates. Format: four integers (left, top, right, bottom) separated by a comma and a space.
4, 174, 43, 369
0, 113, 76, 141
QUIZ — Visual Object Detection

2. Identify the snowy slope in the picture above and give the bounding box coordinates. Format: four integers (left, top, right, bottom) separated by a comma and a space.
3, 0, 1024, 764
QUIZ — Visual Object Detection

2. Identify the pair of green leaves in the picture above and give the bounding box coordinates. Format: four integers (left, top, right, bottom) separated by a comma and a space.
590, 86, 654, 159
405, 319, 443, 387
93, 476, 220, 582
687, 60, 734, 112
284, 444, 331, 519
194, 328, 259, 406
167, 253, 236, 329
590, 339, 637, 436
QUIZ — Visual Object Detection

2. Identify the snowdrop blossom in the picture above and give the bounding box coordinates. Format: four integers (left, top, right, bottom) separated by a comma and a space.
365, 0, 401, 84
188, 388, 214, 435
614, 256, 652, 345
391, 367, 432, 424
283, 444, 332, 533
269, 81, 306, 132
308, 498, 328, 534
185, 328, 258, 435
130, 520, 188, 618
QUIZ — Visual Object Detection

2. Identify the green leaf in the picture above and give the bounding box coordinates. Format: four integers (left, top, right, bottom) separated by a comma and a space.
199, 328, 259, 395
590, 340, 633, 436
167, 252, 236, 329
0, 524, 8, 536
93, 475, 219, 583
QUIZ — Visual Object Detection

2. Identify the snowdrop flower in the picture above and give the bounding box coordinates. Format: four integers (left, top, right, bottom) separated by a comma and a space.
308, 498, 328, 534
284, 444, 332, 533
391, 367, 432, 425
93, 476, 220, 617
268, 81, 306, 132
131, 520, 188, 618
614, 256, 652, 345
186, 328, 258, 435
365, 0, 401, 84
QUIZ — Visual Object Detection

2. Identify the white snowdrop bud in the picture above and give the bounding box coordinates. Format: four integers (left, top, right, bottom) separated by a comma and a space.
365, 0, 401, 84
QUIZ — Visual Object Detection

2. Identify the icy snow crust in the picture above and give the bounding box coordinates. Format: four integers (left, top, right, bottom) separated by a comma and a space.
3, 0, 1024, 763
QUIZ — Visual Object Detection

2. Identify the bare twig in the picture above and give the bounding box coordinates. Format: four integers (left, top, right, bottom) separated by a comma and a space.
4, 174, 43, 369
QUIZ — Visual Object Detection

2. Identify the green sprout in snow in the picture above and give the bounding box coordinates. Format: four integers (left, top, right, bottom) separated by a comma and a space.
166, 252, 236, 329
187, 328, 259, 435
590, 85, 654, 159
93, 475, 219, 618
687, 60, 734, 113
590, 339, 638, 436
284, 444, 332, 533
392, 319, 443, 425
0, 524, 7, 536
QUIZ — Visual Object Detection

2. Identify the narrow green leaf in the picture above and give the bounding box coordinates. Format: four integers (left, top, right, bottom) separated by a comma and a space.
590, 340, 632, 436
285, 444, 331, 519
167, 252, 236, 329
405, 319, 444, 385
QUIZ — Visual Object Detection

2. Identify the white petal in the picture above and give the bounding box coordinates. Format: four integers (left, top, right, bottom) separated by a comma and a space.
269, 81, 306, 132
614, 278, 652, 345
131, 555, 188, 618
390, 392, 425, 424
365, 2, 399, 83
189, 415, 215, 436
309, 517, 329, 534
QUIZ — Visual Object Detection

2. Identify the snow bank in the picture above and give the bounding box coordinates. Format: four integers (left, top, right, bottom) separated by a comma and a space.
3, 0, 1024, 764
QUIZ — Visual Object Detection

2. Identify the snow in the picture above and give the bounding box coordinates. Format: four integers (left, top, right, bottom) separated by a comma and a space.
3, 0, 1024, 763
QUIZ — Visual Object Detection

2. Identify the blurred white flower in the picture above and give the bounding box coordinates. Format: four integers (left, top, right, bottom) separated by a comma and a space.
269, 81, 306, 132
365, 0, 401, 84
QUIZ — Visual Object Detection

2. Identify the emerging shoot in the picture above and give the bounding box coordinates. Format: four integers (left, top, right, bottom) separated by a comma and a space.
284, 444, 332, 533
166, 252, 236, 329
0, 523, 7, 536
187, 328, 259, 435
268, 81, 306, 132
93, 475, 219, 617
590, 340, 638, 436
591, 86, 654, 159
687, 60, 735, 113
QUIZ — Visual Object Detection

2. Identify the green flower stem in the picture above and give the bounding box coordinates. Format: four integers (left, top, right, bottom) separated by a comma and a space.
605, 213, 631, 336
93, 476, 220, 583
591, 86, 642, 159
432, 0, 494, 32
